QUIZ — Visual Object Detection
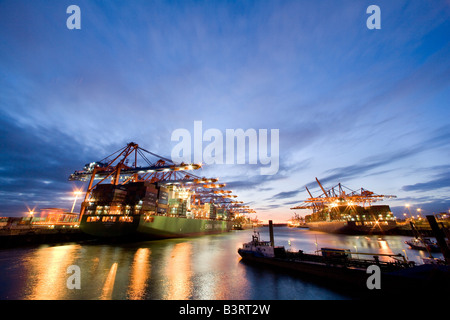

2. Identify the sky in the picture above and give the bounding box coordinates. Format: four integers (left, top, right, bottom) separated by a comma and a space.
1, 0, 450, 222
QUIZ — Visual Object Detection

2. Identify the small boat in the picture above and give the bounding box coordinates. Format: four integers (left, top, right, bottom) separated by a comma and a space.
238, 231, 285, 258
422, 257, 447, 265
405, 237, 441, 253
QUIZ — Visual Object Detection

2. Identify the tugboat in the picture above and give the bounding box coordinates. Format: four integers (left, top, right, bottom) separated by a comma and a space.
405, 220, 444, 253
405, 237, 441, 253
238, 231, 286, 258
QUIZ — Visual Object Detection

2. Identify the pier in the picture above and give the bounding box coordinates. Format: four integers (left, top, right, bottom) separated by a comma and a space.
0, 226, 91, 247
0, 212, 91, 247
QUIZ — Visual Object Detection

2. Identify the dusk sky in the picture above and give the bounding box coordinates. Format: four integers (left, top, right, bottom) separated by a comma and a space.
1, 0, 449, 222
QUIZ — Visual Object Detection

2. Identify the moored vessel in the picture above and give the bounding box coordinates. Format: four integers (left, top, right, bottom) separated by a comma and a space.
291, 178, 397, 234
70, 143, 251, 239
232, 215, 254, 230
81, 213, 232, 239
79, 181, 233, 239
405, 237, 441, 253
287, 213, 307, 228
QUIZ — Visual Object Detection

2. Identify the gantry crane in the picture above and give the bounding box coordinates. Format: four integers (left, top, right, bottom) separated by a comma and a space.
69, 142, 255, 219
69, 142, 203, 185
291, 177, 396, 213
70, 142, 214, 218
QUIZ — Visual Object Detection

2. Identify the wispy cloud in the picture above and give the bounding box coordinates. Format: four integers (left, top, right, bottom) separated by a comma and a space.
0, 111, 94, 215
314, 127, 450, 186
402, 173, 450, 192
1, 1, 449, 219
271, 189, 302, 200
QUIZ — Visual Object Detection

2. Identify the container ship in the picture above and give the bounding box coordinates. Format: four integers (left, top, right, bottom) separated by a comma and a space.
69, 143, 252, 239
287, 213, 307, 228
290, 178, 397, 235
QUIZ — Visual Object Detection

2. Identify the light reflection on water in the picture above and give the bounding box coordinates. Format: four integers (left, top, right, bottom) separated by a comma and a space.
23, 244, 81, 300
127, 248, 151, 300
0, 227, 443, 300
164, 242, 193, 300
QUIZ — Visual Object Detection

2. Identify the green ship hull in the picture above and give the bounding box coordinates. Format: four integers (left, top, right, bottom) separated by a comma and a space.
80, 214, 233, 239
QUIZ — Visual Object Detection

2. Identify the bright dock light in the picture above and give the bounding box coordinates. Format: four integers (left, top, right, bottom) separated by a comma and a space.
71, 189, 83, 213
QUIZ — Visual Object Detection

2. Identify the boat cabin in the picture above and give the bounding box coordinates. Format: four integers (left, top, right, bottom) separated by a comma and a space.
241, 232, 285, 258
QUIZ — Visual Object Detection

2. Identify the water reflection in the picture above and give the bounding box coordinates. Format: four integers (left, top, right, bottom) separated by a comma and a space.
23, 244, 80, 300
377, 238, 393, 254
0, 227, 443, 300
190, 238, 219, 299
164, 242, 193, 300
100, 262, 118, 300
127, 248, 151, 300
190, 235, 251, 300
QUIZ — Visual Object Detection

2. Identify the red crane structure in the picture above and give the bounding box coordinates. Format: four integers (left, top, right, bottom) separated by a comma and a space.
291, 177, 396, 212
69, 142, 254, 220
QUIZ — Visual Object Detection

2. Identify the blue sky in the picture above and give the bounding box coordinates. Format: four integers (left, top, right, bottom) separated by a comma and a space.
1, 0, 449, 222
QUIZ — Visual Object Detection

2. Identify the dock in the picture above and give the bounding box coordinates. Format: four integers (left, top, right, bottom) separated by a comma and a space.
0, 225, 91, 247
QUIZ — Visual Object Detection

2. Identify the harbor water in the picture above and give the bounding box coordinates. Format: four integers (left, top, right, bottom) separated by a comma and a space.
0, 227, 444, 300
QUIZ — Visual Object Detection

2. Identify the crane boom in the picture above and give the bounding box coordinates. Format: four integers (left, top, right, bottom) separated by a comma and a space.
69, 142, 256, 220
315, 177, 329, 197
291, 178, 397, 212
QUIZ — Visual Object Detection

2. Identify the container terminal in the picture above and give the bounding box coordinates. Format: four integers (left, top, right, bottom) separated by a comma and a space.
1, 142, 255, 246
1, 146, 449, 247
